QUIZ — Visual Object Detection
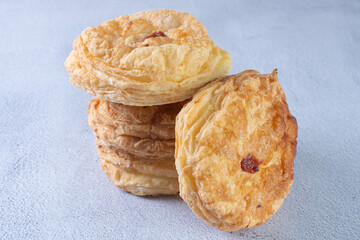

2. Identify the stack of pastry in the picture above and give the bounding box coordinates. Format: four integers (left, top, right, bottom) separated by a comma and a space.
87, 98, 184, 196
65, 9, 298, 231
65, 9, 232, 196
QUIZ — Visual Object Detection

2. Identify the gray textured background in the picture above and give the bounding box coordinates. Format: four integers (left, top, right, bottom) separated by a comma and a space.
1, 0, 359, 239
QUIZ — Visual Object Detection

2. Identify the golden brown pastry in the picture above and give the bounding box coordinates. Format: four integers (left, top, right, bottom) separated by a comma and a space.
65, 9, 232, 106
175, 70, 297, 231
88, 98, 183, 196
97, 142, 177, 179
97, 141, 178, 196
92, 124, 175, 159
100, 158, 178, 196
88, 98, 185, 159
88, 98, 184, 140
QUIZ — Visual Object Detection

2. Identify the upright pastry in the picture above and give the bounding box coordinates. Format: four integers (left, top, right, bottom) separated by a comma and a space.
175, 70, 297, 231
65, 9, 232, 106
88, 98, 185, 196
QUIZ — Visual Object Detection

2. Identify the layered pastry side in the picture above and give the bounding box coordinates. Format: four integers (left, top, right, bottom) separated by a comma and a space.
88, 98, 186, 196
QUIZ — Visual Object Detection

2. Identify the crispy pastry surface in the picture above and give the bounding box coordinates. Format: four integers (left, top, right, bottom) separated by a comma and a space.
91, 123, 175, 159
88, 98, 186, 159
97, 140, 177, 178
65, 9, 232, 106
98, 141, 178, 196
88, 98, 184, 140
175, 70, 297, 231
100, 158, 179, 196
88, 98, 181, 196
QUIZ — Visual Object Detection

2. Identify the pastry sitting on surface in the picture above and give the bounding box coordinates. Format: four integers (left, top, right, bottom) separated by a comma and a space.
88, 98, 185, 196
65, 9, 232, 106
175, 70, 298, 231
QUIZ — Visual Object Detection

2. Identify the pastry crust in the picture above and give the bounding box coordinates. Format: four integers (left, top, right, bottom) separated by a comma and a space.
100, 158, 179, 196
88, 98, 184, 140
88, 98, 181, 196
98, 140, 178, 196
88, 98, 184, 159
175, 70, 297, 231
65, 9, 232, 106
91, 123, 175, 159
97, 141, 177, 178
97, 138, 178, 196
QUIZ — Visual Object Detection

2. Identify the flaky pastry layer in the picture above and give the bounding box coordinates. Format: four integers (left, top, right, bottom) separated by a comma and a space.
175, 70, 297, 231
88, 98, 184, 140
88, 97, 180, 196
65, 9, 232, 106
97, 140, 177, 178
91, 122, 175, 159
88, 98, 181, 159
101, 157, 178, 196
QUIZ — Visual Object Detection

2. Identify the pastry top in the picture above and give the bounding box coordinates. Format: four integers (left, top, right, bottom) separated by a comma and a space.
65, 9, 232, 106
175, 70, 297, 231
88, 98, 185, 140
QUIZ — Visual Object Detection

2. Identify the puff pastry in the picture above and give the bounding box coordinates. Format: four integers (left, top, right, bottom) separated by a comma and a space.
65, 9, 232, 106
88, 98, 182, 196
175, 70, 297, 231
91, 123, 175, 159
98, 141, 178, 196
88, 98, 184, 140
88, 98, 185, 159
97, 142, 177, 178
100, 158, 178, 196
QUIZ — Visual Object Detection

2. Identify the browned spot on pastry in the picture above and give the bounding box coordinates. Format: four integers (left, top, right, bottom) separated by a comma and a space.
241, 154, 261, 173
290, 172, 294, 180
124, 20, 133, 32
144, 44, 149, 47
145, 31, 166, 39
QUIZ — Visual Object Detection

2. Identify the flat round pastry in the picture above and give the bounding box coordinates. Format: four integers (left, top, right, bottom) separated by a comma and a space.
65, 9, 232, 106
175, 70, 297, 231
100, 158, 179, 196
97, 138, 178, 196
96, 140, 177, 178
88, 98, 184, 140
89, 116, 175, 159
